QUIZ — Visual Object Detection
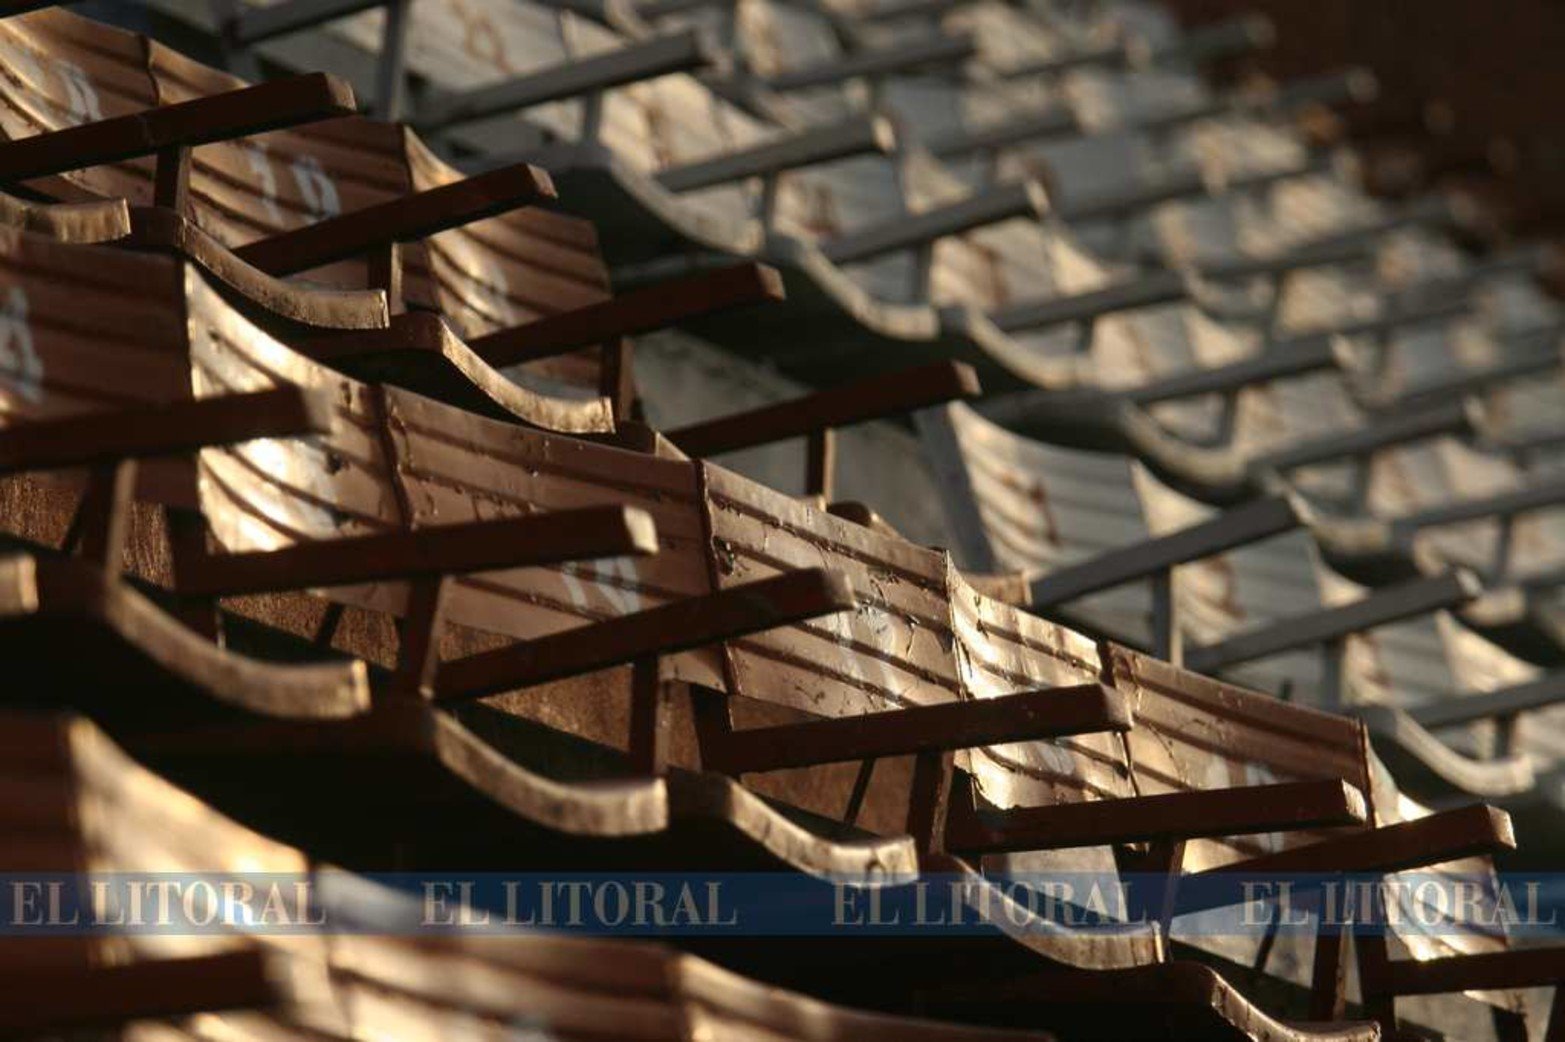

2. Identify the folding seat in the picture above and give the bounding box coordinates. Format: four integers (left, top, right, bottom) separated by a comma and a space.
664, 0, 1337, 219
597, 0, 1451, 360
558, 2, 1534, 414
633, 0, 1452, 298
114, 0, 1535, 427
938, 647, 1564, 1042
0, 237, 408, 732
0, 10, 382, 324
101, 5, 1538, 523
1303, 429, 1565, 655
0, 708, 1065, 1042
1070, 90, 1565, 439
168, 0, 948, 335
1017, 263, 1565, 666
499, 473, 1381, 1042
0, 227, 879, 873
625, 0, 1565, 531
0, 227, 785, 757
122, 4, 1565, 653
560, 411, 1538, 1038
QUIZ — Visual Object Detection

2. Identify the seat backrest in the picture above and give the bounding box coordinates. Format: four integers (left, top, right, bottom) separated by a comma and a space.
920, 401, 1149, 575
0, 226, 188, 422
1419, 437, 1565, 575
254, 0, 1085, 315
1103, 643, 1376, 987
920, 401, 1168, 647
1108, 645, 1526, 1015
0, 710, 317, 979
373, 381, 718, 662
0, 9, 158, 204
1133, 462, 1325, 645
1105, 643, 1373, 871
0, 227, 650, 631
702, 461, 1136, 835
146, 26, 621, 347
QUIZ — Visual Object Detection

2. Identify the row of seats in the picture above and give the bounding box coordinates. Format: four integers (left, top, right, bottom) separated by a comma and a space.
0, 2, 1559, 1041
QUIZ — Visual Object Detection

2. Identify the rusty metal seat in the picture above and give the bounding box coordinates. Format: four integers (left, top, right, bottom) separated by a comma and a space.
0, 229, 381, 730
673, 569, 1372, 1042
0, 225, 693, 736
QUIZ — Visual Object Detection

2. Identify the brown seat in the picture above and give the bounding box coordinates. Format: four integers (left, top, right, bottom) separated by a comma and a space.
0, 227, 934, 881
0, 10, 386, 327
1092, 648, 1560, 1042
700, 636, 1548, 1040
0, 9, 796, 432
0, 709, 1059, 1042
0, 248, 1436, 1042
0, 224, 1413, 1042
920, 400, 1552, 804
0, 8, 979, 470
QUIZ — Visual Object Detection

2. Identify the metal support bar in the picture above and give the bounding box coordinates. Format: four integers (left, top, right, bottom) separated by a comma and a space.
657, 116, 896, 192
669, 361, 980, 456
822, 180, 1049, 264
1194, 238, 1373, 282
1411, 672, 1565, 730
415, 31, 717, 130
432, 568, 857, 701
763, 33, 974, 91
1395, 477, 1565, 532
225, 0, 386, 45
1125, 336, 1340, 405
1251, 399, 1479, 475
706, 683, 1130, 773
1028, 496, 1302, 608
990, 269, 1188, 332
0, 73, 356, 183
178, 507, 658, 596
946, 778, 1365, 853
1184, 570, 1481, 673
924, 108, 1080, 159
0, 388, 331, 475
